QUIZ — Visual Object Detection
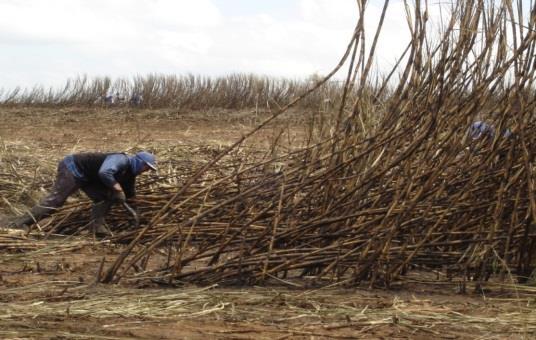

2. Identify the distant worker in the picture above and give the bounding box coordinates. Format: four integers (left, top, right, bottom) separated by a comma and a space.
104, 95, 114, 105
129, 94, 143, 107
5, 151, 157, 235
466, 120, 516, 167
469, 120, 512, 142
114, 92, 125, 104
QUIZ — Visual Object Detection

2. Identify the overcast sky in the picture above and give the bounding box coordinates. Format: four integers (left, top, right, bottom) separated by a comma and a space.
0, 1, 531, 90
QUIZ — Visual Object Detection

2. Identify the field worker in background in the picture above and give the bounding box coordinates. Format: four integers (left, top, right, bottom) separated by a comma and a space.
5, 151, 156, 236
466, 120, 516, 167
114, 92, 125, 104
469, 120, 513, 142
469, 121, 495, 140
104, 94, 114, 105
130, 93, 143, 107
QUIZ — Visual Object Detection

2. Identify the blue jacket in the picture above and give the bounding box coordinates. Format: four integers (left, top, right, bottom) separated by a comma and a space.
64, 153, 141, 198
469, 121, 512, 140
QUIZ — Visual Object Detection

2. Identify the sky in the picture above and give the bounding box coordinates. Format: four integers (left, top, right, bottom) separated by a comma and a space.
0, 0, 532, 90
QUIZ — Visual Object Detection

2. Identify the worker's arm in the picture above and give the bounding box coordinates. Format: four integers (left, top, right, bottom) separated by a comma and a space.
98, 154, 129, 193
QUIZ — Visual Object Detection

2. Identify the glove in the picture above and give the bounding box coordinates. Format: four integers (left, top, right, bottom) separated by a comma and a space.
112, 190, 126, 203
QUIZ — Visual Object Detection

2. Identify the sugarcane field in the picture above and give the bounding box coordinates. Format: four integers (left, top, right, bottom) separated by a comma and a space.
1, 1, 536, 339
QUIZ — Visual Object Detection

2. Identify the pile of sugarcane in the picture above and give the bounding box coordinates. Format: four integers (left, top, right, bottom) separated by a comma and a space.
41, 1, 536, 287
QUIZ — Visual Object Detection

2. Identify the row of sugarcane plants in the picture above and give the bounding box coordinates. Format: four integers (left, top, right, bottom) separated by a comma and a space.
0, 73, 345, 110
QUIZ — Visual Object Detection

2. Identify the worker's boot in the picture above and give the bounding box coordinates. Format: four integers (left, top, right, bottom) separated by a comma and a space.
8, 205, 53, 230
90, 201, 112, 237
0, 214, 28, 236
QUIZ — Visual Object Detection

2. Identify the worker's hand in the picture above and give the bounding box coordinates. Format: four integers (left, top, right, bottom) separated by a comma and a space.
112, 189, 127, 203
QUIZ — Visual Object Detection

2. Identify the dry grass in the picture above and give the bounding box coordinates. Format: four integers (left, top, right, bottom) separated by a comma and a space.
0, 277, 535, 339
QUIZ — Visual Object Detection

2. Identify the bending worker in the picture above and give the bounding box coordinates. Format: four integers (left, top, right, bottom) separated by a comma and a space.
469, 120, 513, 141
7, 151, 156, 235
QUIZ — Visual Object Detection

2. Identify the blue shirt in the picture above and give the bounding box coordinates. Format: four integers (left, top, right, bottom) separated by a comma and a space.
98, 154, 131, 188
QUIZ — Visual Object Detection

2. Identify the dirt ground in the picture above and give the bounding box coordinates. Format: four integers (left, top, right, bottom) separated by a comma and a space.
1, 106, 535, 339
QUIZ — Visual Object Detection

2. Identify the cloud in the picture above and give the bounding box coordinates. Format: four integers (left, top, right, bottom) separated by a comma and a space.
201, 1, 359, 77
298, 0, 357, 29
0, 0, 225, 87
0, 0, 222, 44
0, 0, 421, 89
